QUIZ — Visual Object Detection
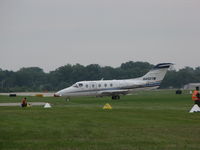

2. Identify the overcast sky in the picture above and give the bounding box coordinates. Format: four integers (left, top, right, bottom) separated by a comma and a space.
0, 0, 200, 72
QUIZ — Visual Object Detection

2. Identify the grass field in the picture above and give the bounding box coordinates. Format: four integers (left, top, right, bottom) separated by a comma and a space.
0, 90, 200, 150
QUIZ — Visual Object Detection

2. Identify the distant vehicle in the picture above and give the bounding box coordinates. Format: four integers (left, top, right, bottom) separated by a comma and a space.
54, 63, 173, 99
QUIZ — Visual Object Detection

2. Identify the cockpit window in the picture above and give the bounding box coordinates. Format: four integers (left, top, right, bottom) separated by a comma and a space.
78, 83, 83, 87
72, 83, 84, 88
72, 84, 78, 88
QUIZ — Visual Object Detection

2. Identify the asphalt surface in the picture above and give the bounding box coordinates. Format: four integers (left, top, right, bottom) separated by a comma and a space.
0, 102, 46, 106
0, 92, 54, 97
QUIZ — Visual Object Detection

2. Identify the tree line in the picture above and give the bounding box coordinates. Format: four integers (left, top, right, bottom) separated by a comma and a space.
0, 61, 200, 92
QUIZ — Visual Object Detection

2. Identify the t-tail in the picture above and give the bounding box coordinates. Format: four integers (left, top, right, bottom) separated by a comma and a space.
138, 63, 173, 87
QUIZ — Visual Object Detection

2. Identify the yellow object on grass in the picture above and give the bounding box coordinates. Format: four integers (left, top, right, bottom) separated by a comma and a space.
35, 94, 43, 97
103, 103, 112, 110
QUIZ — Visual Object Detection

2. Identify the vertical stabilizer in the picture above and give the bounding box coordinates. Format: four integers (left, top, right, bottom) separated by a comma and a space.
139, 63, 173, 85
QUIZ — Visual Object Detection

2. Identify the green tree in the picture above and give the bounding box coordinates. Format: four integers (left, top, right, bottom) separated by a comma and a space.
1, 61, 200, 92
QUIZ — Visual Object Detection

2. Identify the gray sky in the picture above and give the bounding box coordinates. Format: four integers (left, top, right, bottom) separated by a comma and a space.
0, 0, 200, 72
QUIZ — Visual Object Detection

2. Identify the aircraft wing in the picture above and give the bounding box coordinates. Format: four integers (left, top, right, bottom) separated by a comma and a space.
98, 89, 129, 96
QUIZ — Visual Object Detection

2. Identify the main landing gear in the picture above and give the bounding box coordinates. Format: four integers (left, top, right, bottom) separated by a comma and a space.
111, 95, 120, 100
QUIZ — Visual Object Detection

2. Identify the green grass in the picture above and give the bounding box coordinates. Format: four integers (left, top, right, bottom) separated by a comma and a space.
0, 90, 200, 150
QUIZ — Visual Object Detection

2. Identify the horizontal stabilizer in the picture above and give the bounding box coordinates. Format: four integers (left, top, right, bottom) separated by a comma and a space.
152, 63, 173, 70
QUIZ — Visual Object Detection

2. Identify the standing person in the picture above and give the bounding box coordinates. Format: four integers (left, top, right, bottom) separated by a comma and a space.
192, 87, 200, 107
21, 97, 27, 107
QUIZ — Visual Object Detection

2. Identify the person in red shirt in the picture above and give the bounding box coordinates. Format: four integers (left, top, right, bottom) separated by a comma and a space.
192, 87, 200, 107
21, 97, 27, 107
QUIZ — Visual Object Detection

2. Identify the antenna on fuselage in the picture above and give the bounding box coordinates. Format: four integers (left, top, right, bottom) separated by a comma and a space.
101, 78, 104, 80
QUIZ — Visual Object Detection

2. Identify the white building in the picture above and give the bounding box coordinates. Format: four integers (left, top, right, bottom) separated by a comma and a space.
183, 83, 200, 90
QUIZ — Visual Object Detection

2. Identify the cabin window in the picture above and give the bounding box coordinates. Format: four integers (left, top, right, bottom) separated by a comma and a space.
86, 84, 88, 88
92, 84, 95, 88
78, 83, 83, 87
98, 84, 101, 88
104, 83, 107, 87
110, 83, 113, 87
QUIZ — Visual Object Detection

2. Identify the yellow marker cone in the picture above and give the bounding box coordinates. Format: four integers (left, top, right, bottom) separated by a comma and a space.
103, 103, 112, 110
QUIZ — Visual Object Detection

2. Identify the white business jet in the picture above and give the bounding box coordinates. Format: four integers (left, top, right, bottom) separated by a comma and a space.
54, 63, 173, 99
